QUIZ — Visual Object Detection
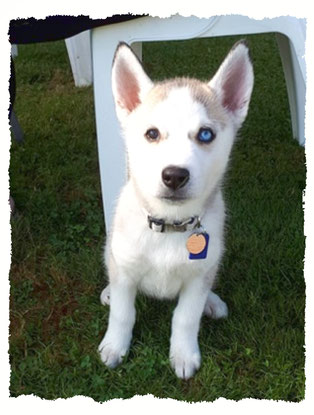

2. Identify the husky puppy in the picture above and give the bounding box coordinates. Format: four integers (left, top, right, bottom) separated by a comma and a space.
98, 40, 254, 379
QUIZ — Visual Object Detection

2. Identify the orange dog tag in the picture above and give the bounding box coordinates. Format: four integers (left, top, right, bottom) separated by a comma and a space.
186, 232, 209, 260
186, 233, 207, 254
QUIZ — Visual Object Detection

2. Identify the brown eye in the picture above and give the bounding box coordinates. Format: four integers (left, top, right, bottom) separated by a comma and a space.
145, 128, 160, 141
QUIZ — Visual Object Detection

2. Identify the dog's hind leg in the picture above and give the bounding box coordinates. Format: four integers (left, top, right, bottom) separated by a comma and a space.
100, 284, 111, 306
203, 290, 228, 319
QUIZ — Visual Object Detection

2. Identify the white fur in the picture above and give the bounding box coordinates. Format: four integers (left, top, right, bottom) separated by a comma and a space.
125, 87, 235, 217
98, 42, 253, 379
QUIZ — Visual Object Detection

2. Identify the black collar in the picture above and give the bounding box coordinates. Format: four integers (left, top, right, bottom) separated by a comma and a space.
147, 215, 201, 233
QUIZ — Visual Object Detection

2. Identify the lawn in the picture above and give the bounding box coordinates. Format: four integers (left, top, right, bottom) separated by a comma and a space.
9, 32, 305, 402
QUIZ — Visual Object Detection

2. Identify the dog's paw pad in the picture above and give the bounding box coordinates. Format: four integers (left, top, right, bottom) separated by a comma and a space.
98, 341, 125, 369
170, 348, 201, 380
100, 285, 110, 306
204, 291, 228, 319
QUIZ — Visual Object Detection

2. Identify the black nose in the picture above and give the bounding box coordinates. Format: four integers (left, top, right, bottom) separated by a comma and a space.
162, 166, 190, 191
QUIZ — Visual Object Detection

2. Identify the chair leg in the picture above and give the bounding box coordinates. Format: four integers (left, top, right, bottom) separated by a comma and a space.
276, 33, 306, 145
92, 30, 129, 230
10, 110, 24, 143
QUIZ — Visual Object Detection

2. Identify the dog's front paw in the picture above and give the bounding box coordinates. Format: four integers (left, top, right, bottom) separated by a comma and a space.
170, 344, 201, 380
98, 336, 127, 369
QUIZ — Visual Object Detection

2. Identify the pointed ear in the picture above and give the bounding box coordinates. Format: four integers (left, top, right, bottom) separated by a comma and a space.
112, 42, 153, 123
208, 40, 254, 128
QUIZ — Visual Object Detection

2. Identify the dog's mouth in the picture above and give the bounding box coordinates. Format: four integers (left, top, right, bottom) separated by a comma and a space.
157, 177, 193, 203
159, 190, 191, 203
161, 195, 188, 203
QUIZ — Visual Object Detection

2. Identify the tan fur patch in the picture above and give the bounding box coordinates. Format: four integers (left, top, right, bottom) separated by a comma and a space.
144, 77, 228, 128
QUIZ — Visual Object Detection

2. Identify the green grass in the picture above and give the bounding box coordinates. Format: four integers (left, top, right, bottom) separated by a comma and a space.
9, 33, 305, 402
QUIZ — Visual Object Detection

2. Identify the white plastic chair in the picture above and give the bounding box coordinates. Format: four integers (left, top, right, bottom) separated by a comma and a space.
91, 15, 306, 229
65, 30, 92, 87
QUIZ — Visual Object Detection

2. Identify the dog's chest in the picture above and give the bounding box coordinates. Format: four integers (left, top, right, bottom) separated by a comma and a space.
138, 234, 193, 298
112, 227, 212, 299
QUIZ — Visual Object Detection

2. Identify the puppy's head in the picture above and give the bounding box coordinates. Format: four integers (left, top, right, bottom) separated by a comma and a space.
112, 41, 254, 214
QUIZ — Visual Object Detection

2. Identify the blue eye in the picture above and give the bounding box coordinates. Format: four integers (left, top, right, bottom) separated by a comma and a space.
197, 127, 215, 143
145, 128, 160, 141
